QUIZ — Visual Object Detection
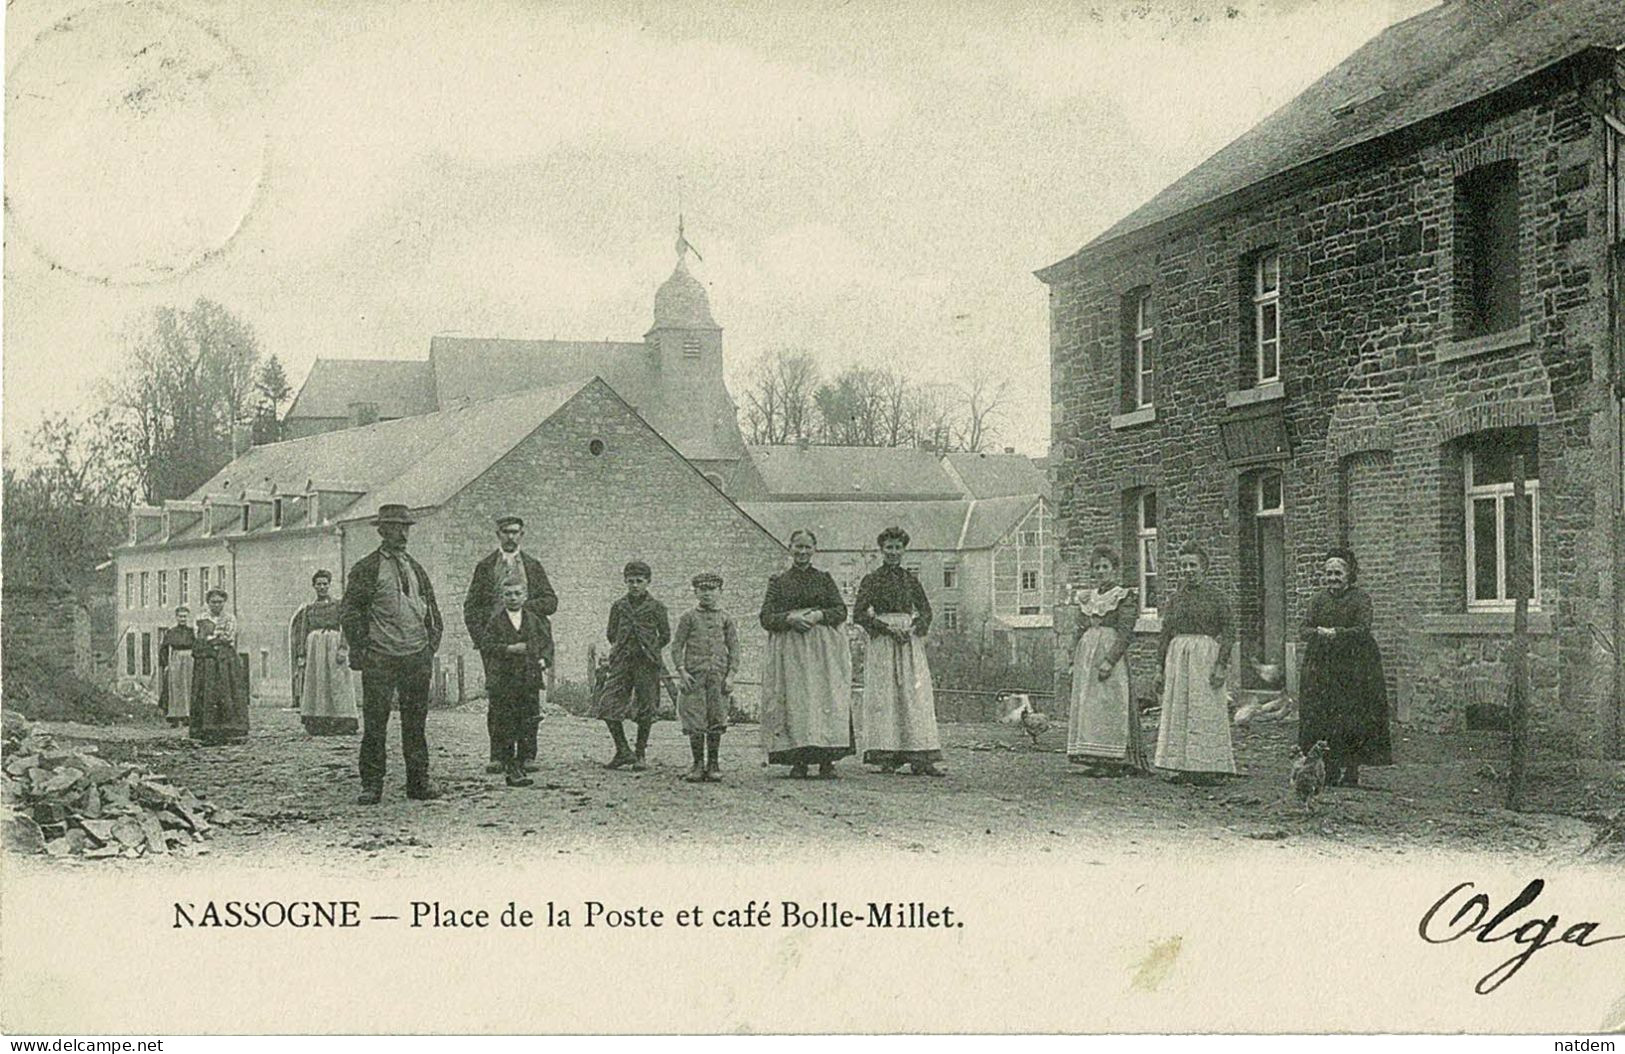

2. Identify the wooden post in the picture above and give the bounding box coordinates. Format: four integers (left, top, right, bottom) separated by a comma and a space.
455, 654, 466, 704
1506, 457, 1531, 811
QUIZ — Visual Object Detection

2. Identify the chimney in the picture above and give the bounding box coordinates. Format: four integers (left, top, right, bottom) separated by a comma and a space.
232, 424, 254, 457
349, 402, 380, 428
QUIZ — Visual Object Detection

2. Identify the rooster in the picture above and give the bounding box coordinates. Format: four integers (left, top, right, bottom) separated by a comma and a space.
1290, 740, 1330, 813
998, 693, 1050, 748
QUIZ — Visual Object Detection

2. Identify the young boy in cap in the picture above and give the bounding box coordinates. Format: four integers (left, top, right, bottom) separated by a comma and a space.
594, 560, 671, 770
671, 572, 738, 782
478, 582, 552, 787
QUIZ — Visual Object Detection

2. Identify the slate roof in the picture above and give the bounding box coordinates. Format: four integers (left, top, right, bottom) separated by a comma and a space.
942, 451, 1049, 499
739, 495, 1039, 553
189, 380, 593, 525
1045, 0, 1625, 269
428, 336, 657, 410
652, 257, 719, 329
744, 445, 965, 501
284, 359, 437, 421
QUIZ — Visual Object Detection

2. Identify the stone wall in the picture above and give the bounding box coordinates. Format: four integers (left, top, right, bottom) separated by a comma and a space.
1045, 74, 1619, 757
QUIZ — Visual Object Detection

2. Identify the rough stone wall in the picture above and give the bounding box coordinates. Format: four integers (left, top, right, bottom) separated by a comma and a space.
1047, 81, 1616, 756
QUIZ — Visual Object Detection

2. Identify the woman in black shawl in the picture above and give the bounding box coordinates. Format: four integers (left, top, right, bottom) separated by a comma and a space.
1298, 548, 1392, 786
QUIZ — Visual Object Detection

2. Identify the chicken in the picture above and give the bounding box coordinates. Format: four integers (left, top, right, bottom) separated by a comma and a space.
998, 693, 1050, 747
1290, 740, 1330, 813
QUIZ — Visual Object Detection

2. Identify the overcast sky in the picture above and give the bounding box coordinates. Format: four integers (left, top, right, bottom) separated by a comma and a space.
3, 0, 1437, 458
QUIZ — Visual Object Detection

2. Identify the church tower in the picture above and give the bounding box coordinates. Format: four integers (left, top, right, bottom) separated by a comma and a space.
644, 218, 745, 489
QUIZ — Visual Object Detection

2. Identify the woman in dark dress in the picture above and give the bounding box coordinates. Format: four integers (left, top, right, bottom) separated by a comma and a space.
853, 526, 942, 777
758, 529, 853, 779
157, 606, 196, 727
1298, 548, 1392, 787
292, 569, 358, 735
190, 587, 248, 746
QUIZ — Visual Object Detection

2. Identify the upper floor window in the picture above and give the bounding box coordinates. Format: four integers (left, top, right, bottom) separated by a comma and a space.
1120, 288, 1154, 410
943, 564, 958, 589
180, 568, 190, 606
1454, 161, 1519, 339
1463, 429, 1539, 610
157, 570, 168, 607
125, 573, 135, 609
139, 572, 149, 608
1251, 251, 1281, 385
1020, 569, 1039, 591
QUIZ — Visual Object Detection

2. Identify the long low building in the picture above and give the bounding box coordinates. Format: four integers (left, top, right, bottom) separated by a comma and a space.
113, 378, 787, 702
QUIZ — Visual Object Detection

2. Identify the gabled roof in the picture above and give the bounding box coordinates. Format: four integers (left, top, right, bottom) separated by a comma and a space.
961, 495, 1045, 549
744, 445, 964, 501
428, 336, 657, 412
1045, 0, 1625, 270
189, 380, 593, 525
284, 358, 437, 421
738, 493, 1040, 554
942, 451, 1049, 499
739, 500, 973, 552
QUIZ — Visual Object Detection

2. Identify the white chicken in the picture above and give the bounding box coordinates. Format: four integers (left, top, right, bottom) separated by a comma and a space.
998, 693, 1050, 748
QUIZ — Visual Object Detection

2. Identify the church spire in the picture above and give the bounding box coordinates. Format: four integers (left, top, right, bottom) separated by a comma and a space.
675, 212, 702, 263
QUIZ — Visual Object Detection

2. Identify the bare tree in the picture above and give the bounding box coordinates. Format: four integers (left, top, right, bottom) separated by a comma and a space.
741, 348, 821, 444
108, 298, 262, 501
2, 410, 140, 591
955, 368, 1009, 453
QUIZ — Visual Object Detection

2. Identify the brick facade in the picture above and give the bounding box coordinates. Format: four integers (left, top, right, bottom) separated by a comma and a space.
1043, 68, 1622, 758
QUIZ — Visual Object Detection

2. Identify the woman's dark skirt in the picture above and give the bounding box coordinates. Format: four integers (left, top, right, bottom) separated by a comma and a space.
190, 646, 249, 746
1299, 632, 1393, 767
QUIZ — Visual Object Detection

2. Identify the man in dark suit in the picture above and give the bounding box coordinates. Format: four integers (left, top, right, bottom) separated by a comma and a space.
478, 582, 555, 787
463, 515, 558, 773
340, 504, 444, 805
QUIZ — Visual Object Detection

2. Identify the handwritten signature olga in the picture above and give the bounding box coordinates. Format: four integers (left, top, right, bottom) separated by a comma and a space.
1419, 879, 1625, 994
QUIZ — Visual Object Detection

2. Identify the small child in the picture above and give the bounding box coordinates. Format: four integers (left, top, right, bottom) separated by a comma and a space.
595, 561, 671, 771
479, 583, 552, 787
671, 572, 739, 782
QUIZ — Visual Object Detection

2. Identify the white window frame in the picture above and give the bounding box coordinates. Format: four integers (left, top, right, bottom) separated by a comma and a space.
943, 564, 958, 589
1253, 252, 1281, 385
1133, 290, 1154, 409
217, 565, 227, 593
139, 572, 149, 608
1136, 490, 1159, 616
941, 604, 959, 631
158, 570, 168, 607
180, 569, 190, 606
125, 573, 134, 609
1020, 568, 1039, 591
1465, 449, 1541, 611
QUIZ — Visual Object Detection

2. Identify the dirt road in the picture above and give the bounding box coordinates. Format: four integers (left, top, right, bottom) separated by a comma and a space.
31, 700, 1612, 869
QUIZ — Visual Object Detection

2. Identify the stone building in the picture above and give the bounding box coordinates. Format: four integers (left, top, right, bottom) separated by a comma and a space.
112, 379, 786, 701
738, 446, 1056, 653
1039, 0, 1623, 760
283, 235, 750, 491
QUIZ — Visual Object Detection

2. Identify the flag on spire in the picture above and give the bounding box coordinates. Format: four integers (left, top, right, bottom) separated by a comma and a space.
676, 214, 703, 263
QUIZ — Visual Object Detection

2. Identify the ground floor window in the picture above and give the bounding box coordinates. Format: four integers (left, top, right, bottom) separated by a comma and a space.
126, 632, 136, 675
141, 632, 153, 676
1463, 429, 1539, 610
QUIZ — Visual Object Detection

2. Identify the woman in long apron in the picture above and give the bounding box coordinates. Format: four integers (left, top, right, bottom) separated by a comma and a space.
758, 529, 853, 780
1067, 546, 1149, 775
157, 606, 195, 728
1153, 544, 1236, 784
854, 526, 943, 777
190, 588, 248, 746
292, 569, 358, 735
1298, 548, 1392, 787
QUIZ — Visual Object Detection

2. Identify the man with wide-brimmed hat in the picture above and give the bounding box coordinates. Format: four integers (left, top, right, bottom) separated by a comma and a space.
339, 503, 445, 804
462, 514, 557, 774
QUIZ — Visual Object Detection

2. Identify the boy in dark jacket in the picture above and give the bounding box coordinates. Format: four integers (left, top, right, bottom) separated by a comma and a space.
479, 583, 553, 787
594, 560, 670, 771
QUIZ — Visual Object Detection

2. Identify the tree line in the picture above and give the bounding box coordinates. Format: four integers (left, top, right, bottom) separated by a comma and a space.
738, 348, 1007, 452
3, 298, 289, 592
